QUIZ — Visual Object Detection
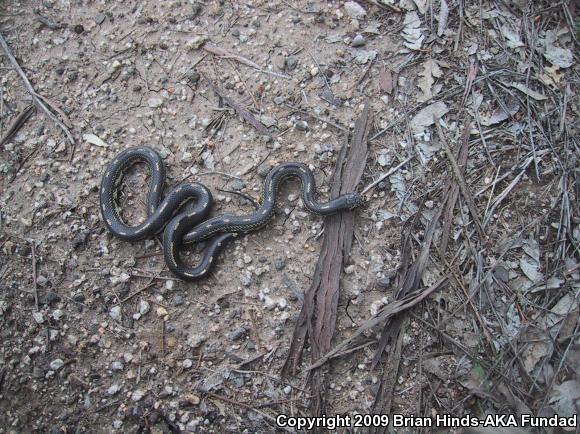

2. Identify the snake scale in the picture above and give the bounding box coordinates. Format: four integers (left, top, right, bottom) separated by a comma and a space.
100, 146, 365, 281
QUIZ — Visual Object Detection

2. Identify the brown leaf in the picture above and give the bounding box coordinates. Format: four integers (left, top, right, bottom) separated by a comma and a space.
378, 68, 394, 94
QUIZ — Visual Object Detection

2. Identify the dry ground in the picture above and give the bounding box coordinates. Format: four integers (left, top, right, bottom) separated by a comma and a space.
0, 0, 578, 433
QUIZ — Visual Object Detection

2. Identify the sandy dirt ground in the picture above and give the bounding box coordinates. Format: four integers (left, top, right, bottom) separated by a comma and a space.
0, 0, 578, 433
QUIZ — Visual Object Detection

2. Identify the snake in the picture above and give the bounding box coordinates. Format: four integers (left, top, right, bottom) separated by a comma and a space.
100, 146, 365, 281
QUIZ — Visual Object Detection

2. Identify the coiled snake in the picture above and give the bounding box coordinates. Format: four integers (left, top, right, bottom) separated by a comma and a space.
100, 146, 364, 280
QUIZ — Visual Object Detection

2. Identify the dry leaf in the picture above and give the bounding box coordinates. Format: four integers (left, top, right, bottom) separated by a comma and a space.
543, 30, 574, 68
437, 0, 449, 36
378, 68, 394, 94
83, 133, 109, 148
480, 102, 520, 126
401, 12, 424, 51
410, 101, 448, 133
501, 25, 524, 49
504, 82, 547, 100
538, 64, 563, 88
548, 380, 580, 417
417, 59, 443, 102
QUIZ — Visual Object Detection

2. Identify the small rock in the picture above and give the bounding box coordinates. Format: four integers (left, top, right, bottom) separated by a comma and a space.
181, 151, 193, 163
351, 34, 366, 47
182, 393, 200, 406
139, 300, 150, 316
295, 120, 309, 131
283, 385, 292, 394
173, 295, 184, 306
344, 265, 356, 274
165, 280, 174, 291
147, 96, 164, 108
156, 307, 168, 317
274, 96, 285, 105
52, 309, 64, 321
377, 277, 390, 288
111, 361, 124, 371
108, 384, 121, 395
109, 306, 122, 321
32, 311, 45, 324
344, 1, 367, 19
243, 255, 252, 264
260, 115, 277, 128
231, 179, 245, 191
182, 359, 193, 369
257, 162, 272, 177
95, 13, 106, 25
187, 71, 200, 84
274, 258, 286, 270
49, 359, 64, 371
228, 327, 247, 341
131, 390, 145, 401
285, 56, 298, 71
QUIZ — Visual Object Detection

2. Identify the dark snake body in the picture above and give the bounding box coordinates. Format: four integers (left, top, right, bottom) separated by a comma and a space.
100, 146, 364, 281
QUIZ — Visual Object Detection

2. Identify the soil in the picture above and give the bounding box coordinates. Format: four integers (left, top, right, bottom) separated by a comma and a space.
1, 1, 578, 433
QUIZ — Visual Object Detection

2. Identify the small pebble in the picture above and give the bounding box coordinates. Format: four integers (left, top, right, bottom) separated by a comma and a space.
285, 55, 298, 70
95, 13, 106, 25
156, 307, 168, 317
295, 120, 309, 131
49, 359, 64, 371
231, 179, 245, 191
182, 359, 193, 369
351, 34, 366, 47
109, 306, 122, 321
108, 384, 121, 395
131, 390, 145, 401
139, 300, 150, 315
33, 311, 45, 324
173, 295, 184, 306
257, 162, 272, 177
228, 327, 247, 341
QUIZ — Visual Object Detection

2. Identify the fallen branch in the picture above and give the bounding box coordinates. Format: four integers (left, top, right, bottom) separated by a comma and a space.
282, 100, 371, 416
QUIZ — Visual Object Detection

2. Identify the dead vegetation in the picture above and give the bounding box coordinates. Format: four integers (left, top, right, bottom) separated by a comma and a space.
0, 0, 578, 433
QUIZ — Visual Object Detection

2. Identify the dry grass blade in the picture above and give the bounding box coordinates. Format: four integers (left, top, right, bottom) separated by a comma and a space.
0, 104, 35, 146
203, 44, 290, 79
304, 276, 448, 372
0, 32, 75, 147
204, 76, 270, 136
372, 205, 443, 367
440, 121, 470, 253
435, 119, 486, 242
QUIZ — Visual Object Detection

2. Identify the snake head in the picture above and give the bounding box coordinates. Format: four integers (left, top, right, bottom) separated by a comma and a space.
345, 193, 366, 210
